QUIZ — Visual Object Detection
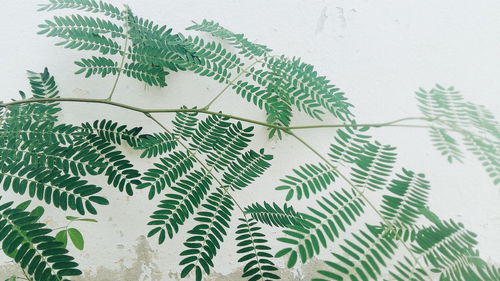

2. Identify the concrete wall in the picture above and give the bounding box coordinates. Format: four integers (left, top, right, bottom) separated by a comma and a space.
0, 0, 499, 280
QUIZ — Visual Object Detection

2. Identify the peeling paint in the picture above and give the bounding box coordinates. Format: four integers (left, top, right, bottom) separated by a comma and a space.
0, 252, 326, 280
73, 236, 162, 281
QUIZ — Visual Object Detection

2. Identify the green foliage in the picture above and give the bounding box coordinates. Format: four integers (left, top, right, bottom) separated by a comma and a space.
350, 141, 397, 191
275, 162, 338, 201
135, 132, 178, 158
412, 219, 479, 280
38, 14, 124, 39
254, 56, 354, 122
463, 134, 500, 184
329, 127, 371, 165
380, 168, 430, 226
205, 122, 254, 171
236, 217, 280, 281
172, 108, 199, 141
38, 0, 122, 18
0, 199, 82, 280
244, 202, 305, 228
187, 19, 272, 59
74, 133, 142, 196
147, 169, 212, 243
74, 56, 118, 78
67, 228, 84, 250
276, 188, 365, 268
38, 2, 356, 136
416, 85, 500, 184
122, 62, 168, 86
189, 114, 231, 153
179, 189, 234, 281
138, 151, 195, 199
387, 257, 429, 281
221, 149, 273, 191
49, 29, 121, 55
428, 126, 464, 163
0, 161, 108, 215
232, 80, 292, 138
81, 119, 144, 147
1, 2, 496, 280
312, 224, 398, 281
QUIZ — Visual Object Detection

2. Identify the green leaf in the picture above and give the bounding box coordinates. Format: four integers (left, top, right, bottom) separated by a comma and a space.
55, 230, 68, 248
0, 198, 82, 280
244, 202, 305, 228
66, 216, 98, 223
235, 218, 280, 280
276, 162, 337, 200
68, 228, 84, 250
187, 19, 271, 59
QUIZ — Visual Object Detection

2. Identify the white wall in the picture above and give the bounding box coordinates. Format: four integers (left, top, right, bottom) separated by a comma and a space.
0, 0, 499, 280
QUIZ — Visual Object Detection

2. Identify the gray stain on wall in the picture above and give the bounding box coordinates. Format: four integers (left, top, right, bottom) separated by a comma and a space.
315, 6, 329, 34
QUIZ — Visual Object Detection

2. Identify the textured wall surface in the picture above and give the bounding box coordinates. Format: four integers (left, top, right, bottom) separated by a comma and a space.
0, 0, 499, 280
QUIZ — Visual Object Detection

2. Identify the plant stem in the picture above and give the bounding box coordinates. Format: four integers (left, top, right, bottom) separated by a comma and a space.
106, 34, 129, 101
2, 97, 484, 141
21, 268, 33, 281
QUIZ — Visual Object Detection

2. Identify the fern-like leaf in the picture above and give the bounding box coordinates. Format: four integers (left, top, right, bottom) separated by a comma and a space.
74, 56, 118, 78
244, 202, 305, 228
275, 162, 337, 201
51, 29, 120, 55
206, 122, 254, 171
388, 256, 430, 281
222, 149, 273, 191
138, 151, 194, 199
276, 188, 365, 267
135, 132, 178, 158
429, 126, 463, 163
0, 199, 83, 280
412, 219, 478, 272
122, 62, 168, 86
236, 217, 280, 281
232, 80, 292, 132
187, 19, 271, 58
38, 14, 124, 39
351, 141, 397, 191
179, 189, 234, 281
27, 68, 61, 121
463, 135, 500, 184
0, 162, 108, 215
416, 85, 468, 126
38, 0, 122, 19
329, 127, 371, 165
81, 119, 144, 147
381, 168, 430, 226
172, 108, 199, 141
186, 36, 242, 71
147, 169, 212, 243
189, 114, 231, 154
74, 133, 142, 196
0, 142, 103, 177
312, 224, 398, 281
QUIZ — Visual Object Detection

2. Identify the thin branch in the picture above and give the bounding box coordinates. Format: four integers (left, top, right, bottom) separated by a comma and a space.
1, 97, 481, 140
106, 26, 129, 101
